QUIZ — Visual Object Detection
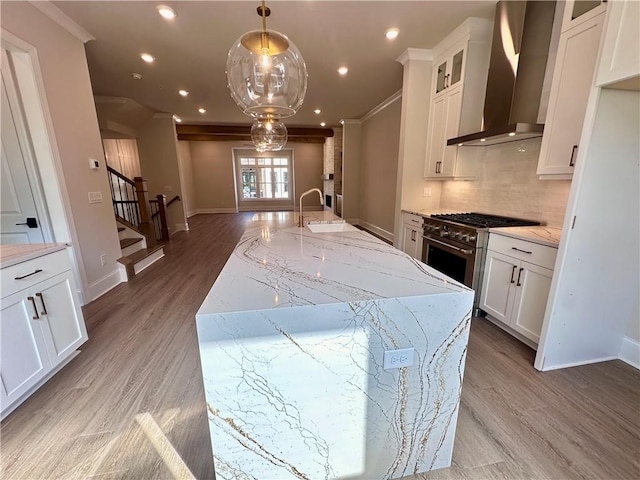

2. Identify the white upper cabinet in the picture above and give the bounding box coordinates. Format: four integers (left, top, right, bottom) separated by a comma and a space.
596, 0, 640, 87
424, 18, 492, 180
537, 8, 605, 179
561, 0, 606, 32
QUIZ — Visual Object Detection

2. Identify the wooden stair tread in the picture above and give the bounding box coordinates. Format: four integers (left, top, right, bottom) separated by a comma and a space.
120, 237, 143, 249
117, 227, 125, 232
117, 244, 164, 265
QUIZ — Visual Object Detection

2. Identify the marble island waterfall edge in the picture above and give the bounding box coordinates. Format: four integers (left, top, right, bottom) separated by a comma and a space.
196, 212, 474, 479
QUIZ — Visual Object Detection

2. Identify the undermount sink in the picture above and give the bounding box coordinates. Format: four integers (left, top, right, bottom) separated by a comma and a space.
306, 222, 359, 233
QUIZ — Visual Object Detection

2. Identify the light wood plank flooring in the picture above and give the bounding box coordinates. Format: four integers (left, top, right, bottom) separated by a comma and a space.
1, 213, 638, 479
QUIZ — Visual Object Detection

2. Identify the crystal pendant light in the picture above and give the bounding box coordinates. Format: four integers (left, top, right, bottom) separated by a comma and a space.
226, 1, 307, 120
251, 117, 288, 152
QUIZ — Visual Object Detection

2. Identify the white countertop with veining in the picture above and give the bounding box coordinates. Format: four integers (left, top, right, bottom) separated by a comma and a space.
488, 226, 562, 248
198, 211, 469, 316
0, 243, 68, 269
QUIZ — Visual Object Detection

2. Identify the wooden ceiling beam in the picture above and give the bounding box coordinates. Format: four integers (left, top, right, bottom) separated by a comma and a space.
176, 124, 334, 138
176, 133, 325, 143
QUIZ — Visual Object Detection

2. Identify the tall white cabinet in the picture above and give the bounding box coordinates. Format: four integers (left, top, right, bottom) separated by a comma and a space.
535, 0, 640, 371
424, 18, 492, 180
1, 246, 88, 419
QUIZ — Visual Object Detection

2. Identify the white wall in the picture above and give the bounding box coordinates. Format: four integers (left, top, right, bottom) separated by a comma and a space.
137, 115, 188, 233
341, 120, 362, 223
1, 2, 122, 302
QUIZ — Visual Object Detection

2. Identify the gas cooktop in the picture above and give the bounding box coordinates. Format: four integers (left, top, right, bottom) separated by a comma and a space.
429, 213, 540, 229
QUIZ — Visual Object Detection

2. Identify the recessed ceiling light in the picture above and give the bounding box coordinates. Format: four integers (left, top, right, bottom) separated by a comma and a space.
320, 122, 326, 127
480, 138, 486, 142
140, 53, 155, 63
340, 120, 345, 125
198, 108, 206, 114
385, 28, 399, 40
173, 115, 181, 123
178, 89, 189, 96
131, 72, 142, 80
337, 66, 348, 76
157, 5, 177, 19
508, 132, 516, 137
314, 109, 321, 115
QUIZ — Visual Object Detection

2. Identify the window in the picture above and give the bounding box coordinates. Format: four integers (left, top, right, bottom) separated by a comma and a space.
238, 155, 290, 200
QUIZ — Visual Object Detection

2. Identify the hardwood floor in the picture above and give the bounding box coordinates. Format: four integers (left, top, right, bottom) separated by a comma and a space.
1, 213, 638, 479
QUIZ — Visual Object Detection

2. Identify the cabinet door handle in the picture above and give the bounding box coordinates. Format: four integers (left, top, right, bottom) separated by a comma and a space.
511, 247, 532, 254
510, 265, 517, 284
27, 296, 40, 320
36, 292, 48, 315
445, 74, 450, 88
15, 269, 43, 280
569, 145, 578, 167
516, 267, 524, 286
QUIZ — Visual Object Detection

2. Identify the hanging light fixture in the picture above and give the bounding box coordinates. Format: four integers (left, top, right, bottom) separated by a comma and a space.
226, 1, 307, 121
251, 117, 288, 152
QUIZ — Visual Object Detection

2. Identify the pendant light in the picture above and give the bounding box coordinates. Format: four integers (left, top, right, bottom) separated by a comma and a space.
226, 1, 308, 120
251, 117, 288, 152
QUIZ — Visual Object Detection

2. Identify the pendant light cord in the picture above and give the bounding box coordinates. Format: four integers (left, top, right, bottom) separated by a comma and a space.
261, 0, 267, 33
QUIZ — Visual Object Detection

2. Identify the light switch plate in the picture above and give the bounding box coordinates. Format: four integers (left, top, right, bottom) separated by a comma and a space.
88, 192, 103, 204
383, 348, 415, 370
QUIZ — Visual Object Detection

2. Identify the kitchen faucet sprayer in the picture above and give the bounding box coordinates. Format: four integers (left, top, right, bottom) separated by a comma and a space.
298, 188, 324, 227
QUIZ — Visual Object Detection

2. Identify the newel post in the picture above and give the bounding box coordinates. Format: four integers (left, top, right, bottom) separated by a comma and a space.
156, 194, 170, 241
134, 177, 156, 247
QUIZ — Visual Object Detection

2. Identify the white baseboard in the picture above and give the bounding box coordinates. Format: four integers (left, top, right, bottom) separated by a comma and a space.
118, 263, 128, 283
172, 223, 189, 236
619, 336, 640, 369
186, 209, 198, 218
88, 268, 123, 302
345, 217, 360, 225
357, 220, 394, 243
133, 248, 165, 275
195, 208, 238, 214
538, 355, 619, 371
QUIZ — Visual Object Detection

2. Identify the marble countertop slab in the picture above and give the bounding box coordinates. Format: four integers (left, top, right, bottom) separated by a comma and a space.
197, 212, 469, 316
0, 243, 68, 269
488, 226, 562, 248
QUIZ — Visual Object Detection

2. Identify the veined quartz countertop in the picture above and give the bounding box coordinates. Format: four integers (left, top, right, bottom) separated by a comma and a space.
198, 211, 469, 316
0, 243, 68, 269
489, 226, 562, 248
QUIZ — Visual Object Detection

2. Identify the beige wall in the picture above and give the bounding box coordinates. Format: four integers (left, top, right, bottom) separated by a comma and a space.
1, 2, 122, 301
342, 120, 362, 222
439, 138, 572, 227
137, 115, 187, 233
186, 141, 323, 212
177, 141, 196, 217
359, 97, 401, 235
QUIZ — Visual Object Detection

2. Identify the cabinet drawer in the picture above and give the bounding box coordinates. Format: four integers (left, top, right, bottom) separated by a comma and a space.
1, 249, 71, 298
487, 234, 557, 270
403, 213, 424, 227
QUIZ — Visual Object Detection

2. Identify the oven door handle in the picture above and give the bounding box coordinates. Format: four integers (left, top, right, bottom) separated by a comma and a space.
423, 235, 474, 255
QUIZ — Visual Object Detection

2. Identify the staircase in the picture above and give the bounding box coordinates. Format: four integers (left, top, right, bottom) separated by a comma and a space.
107, 166, 174, 280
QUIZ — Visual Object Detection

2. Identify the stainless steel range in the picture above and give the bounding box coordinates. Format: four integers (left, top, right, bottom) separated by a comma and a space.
422, 213, 540, 311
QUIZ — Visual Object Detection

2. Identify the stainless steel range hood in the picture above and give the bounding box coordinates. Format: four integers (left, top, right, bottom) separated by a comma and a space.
448, 1, 557, 147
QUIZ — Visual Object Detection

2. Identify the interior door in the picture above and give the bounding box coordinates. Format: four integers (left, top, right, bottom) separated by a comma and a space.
0, 64, 45, 244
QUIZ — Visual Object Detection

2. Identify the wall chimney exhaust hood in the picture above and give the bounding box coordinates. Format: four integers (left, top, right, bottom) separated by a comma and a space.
448, 1, 557, 147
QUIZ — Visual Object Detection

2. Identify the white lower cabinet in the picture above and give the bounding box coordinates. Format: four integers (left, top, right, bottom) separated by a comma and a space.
401, 213, 424, 260
480, 234, 557, 347
0, 248, 87, 419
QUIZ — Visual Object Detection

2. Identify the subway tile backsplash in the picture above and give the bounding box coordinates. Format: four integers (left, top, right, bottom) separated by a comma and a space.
439, 138, 571, 227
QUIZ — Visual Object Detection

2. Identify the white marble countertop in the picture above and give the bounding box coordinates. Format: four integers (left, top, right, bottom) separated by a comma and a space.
488, 226, 562, 248
0, 243, 68, 269
197, 211, 469, 316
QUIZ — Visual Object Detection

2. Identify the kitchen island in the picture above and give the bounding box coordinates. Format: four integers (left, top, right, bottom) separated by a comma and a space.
196, 212, 474, 479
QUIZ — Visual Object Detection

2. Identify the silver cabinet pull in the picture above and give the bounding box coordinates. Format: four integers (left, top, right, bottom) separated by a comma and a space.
516, 267, 524, 286
36, 292, 48, 315
569, 145, 578, 167
15, 269, 43, 280
510, 265, 517, 283
511, 247, 532, 254
27, 296, 40, 319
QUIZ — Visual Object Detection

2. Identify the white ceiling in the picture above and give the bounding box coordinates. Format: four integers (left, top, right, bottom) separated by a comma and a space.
52, 1, 497, 128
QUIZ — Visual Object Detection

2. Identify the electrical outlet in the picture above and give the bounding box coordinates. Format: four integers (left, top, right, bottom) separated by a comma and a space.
100, 254, 107, 266
88, 192, 103, 204
383, 348, 415, 370
423, 187, 432, 197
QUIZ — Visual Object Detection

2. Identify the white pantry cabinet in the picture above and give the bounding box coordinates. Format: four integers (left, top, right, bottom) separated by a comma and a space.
596, 0, 640, 87
561, 0, 606, 32
401, 213, 423, 260
537, 8, 605, 179
0, 247, 87, 419
424, 18, 492, 180
480, 234, 557, 347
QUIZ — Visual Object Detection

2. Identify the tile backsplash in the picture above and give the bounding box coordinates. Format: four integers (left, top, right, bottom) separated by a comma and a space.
439, 138, 571, 227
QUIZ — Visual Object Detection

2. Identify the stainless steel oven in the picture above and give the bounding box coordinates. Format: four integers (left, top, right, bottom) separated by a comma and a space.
422, 235, 476, 288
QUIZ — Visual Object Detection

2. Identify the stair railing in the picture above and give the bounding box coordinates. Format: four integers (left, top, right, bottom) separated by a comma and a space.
149, 195, 181, 241
107, 166, 141, 228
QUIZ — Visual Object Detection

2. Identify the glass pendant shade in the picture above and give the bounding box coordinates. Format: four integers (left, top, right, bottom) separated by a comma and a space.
251, 117, 288, 151
227, 29, 307, 119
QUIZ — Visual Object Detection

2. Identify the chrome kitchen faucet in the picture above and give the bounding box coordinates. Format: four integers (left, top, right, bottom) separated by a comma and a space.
298, 188, 324, 227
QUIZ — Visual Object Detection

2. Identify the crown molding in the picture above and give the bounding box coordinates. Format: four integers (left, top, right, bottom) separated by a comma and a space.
28, 1, 94, 44
396, 48, 433, 66
360, 89, 402, 123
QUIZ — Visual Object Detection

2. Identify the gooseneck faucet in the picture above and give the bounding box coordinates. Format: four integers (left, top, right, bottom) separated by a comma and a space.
298, 188, 324, 227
